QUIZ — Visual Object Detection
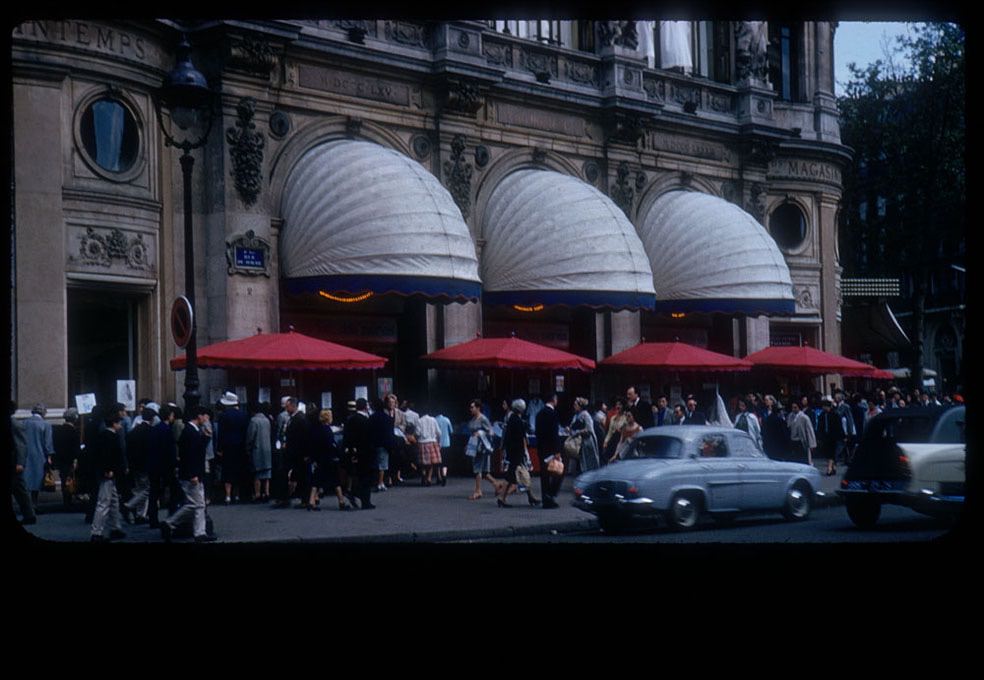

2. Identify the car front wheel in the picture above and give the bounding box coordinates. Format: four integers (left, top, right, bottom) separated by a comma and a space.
782, 483, 812, 521
845, 496, 881, 529
667, 493, 701, 531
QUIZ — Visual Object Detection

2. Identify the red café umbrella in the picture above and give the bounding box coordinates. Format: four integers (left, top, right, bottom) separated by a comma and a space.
744, 345, 879, 377
420, 336, 595, 371
599, 341, 752, 371
170, 330, 387, 371
863, 366, 895, 380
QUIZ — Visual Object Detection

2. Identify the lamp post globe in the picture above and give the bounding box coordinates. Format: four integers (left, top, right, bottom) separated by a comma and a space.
158, 33, 213, 413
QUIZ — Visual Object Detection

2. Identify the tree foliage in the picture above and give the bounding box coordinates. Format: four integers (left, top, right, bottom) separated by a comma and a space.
838, 23, 965, 276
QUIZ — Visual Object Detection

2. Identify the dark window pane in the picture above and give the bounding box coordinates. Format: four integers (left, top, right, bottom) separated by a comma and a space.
770, 202, 807, 249
80, 98, 139, 174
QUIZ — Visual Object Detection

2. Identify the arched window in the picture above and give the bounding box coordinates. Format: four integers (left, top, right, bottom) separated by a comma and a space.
79, 97, 140, 174
769, 201, 808, 250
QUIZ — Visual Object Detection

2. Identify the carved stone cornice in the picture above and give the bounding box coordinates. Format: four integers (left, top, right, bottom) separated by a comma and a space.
741, 139, 780, 166
384, 20, 429, 48
225, 97, 265, 208
226, 35, 277, 77
603, 111, 649, 147
442, 79, 484, 116
519, 47, 558, 84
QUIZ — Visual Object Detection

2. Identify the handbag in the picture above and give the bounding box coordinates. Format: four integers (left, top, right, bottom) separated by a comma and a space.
563, 434, 582, 458
546, 456, 565, 477
515, 464, 532, 488
465, 434, 478, 458
43, 466, 57, 492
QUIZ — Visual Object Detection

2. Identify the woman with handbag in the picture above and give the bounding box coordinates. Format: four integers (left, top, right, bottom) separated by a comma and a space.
570, 397, 600, 472
466, 399, 504, 501
602, 399, 628, 463
496, 399, 540, 508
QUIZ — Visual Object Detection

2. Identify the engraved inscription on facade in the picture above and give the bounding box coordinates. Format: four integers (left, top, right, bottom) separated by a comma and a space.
13, 20, 155, 63
768, 159, 842, 185
296, 64, 411, 106
496, 102, 586, 137
644, 132, 731, 163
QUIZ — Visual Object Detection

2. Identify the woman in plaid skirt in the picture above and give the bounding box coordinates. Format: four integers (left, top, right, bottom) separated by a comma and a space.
415, 407, 442, 486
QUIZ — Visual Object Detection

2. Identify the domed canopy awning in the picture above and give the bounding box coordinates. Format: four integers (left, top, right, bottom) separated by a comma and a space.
637, 190, 795, 314
280, 139, 482, 301
481, 169, 656, 310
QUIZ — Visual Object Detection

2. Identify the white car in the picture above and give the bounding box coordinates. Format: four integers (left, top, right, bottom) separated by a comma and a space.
572, 426, 822, 532
837, 406, 965, 528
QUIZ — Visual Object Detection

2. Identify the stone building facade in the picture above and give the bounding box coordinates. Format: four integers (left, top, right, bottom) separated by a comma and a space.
11, 19, 849, 414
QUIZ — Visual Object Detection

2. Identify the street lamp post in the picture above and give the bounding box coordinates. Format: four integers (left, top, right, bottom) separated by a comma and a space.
157, 34, 214, 413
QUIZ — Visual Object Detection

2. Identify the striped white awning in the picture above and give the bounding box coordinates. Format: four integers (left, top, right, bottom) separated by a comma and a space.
480, 169, 656, 310
280, 139, 481, 300
637, 190, 795, 314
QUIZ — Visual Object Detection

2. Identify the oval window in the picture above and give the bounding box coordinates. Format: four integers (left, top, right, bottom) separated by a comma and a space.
80, 98, 140, 174
769, 202, 807, 250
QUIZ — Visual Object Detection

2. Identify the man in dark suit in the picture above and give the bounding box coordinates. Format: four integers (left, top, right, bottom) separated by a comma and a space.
162, 405, 215, 542
626, 386, 654, 429
344, 398, 375, 510
683, 397, 707, 425
653, 395, 671, 427
534, 393, 562, 509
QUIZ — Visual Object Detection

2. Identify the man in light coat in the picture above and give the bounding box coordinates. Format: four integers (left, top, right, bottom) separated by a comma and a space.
22, 403, 55, 509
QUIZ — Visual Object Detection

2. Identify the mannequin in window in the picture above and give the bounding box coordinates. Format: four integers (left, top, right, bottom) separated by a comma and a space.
660, 21, 693, 73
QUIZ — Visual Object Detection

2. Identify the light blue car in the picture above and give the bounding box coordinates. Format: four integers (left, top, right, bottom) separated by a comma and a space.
573, 426, 823, 532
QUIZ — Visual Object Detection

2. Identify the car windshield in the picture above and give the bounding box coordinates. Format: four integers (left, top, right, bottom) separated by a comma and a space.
621, 436, 684, 460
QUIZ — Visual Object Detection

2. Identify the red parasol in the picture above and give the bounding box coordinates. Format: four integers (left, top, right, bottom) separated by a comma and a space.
169, 330, 387, 371
420, 336, 595, 371
599, 342, 752, 372
744, 345, 881, 377
863, 366, 895, 380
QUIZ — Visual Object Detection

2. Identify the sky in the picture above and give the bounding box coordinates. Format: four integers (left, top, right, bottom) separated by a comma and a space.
834, 22, 918, 96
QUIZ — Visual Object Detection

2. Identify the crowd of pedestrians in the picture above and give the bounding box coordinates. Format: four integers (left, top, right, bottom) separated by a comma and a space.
10, 381, 964, 537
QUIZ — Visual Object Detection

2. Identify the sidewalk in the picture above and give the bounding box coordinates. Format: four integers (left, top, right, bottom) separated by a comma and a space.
16, 464, 846, 544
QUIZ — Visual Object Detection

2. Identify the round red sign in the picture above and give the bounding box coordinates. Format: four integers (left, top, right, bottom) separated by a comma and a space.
170, 296, 194, 349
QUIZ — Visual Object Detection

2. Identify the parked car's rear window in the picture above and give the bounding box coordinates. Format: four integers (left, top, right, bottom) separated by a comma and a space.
622, 436, 684, 460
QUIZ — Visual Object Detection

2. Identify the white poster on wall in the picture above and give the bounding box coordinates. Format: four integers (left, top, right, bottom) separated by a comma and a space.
258, 387, 271, 405
75, 393, 97, 415
116, 380, 136, 411
355, 385, 368, 400
321, 392, 332, 409
235, 386, 248, 405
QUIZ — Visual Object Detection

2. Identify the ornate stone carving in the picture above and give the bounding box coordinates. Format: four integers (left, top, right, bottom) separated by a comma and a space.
345, 117, 362, 138
77, 227, 151, 271
226, 230, 272, 277
642, 76, 665, 102
531, 147, 547, 165
565, 60, 598, 86
411, 134, 432, 159
457, 31, 471, 49
721, 180, 740, 205
483, 40, 513, 67
610, 161, 635, 217
795, 285, 817, 310
384, 21, 427, 48
598, 21, 638, 49
269, 110, 290, 138
443, 134, 473, 218
227, 35, 276, 76
604, 112, 647, 147
746, 182, 768, 224
225, 97, 265, 208
635, 171, 647, 191
742, 139, 778, 166
520, 48, 557, 83
583, 160, 600, 184
443, 80, 483, 116
735, 21, 769, 85
474, 145, 490, 168
679, 171, 693, 187
708, 92, 734, 113
670, 82, 701, 109
333, 20, 373, 44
